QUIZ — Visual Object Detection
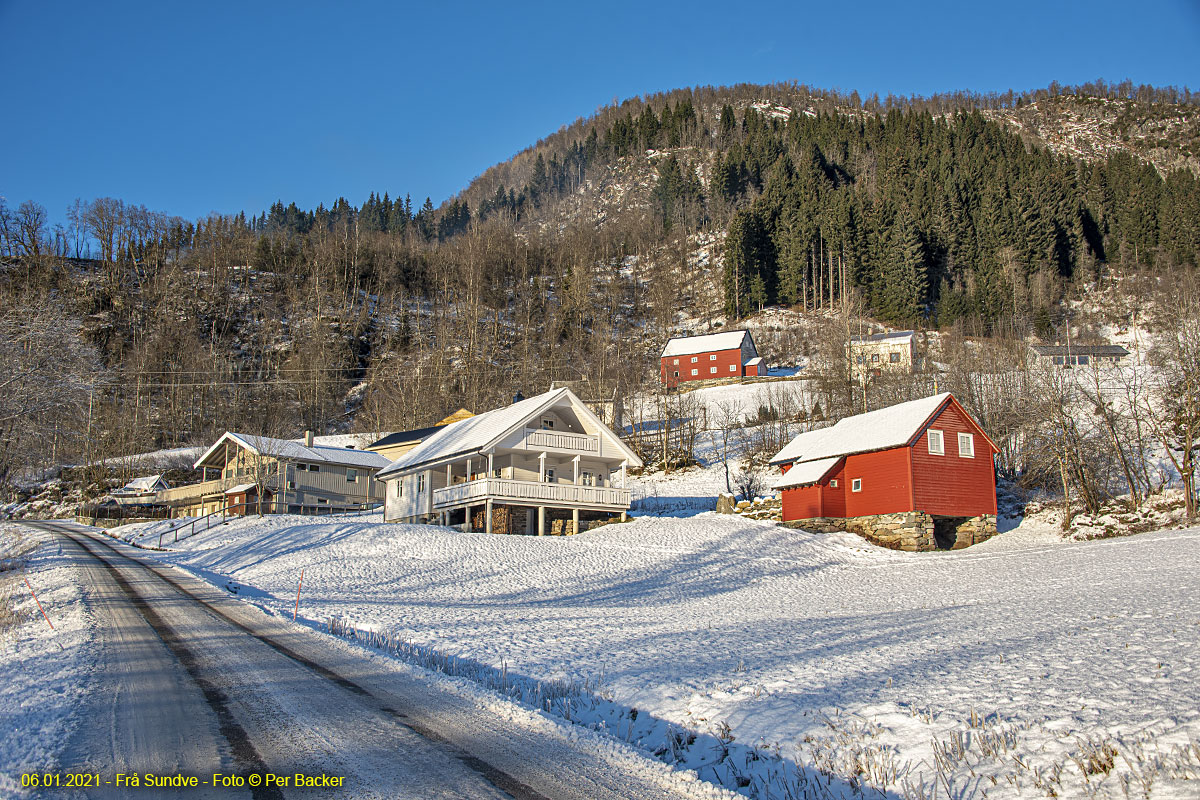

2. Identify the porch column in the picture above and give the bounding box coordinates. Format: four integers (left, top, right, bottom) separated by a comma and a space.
538, 506, 545, 536
572, 455, 580, 484
485, 499, 493, 534
466, 456, 472, 481
620, 460, 628, 488
487, 451, 495, 480
446, 462, 452, 486
538, 452, 547, 481
572, 508, 579, 535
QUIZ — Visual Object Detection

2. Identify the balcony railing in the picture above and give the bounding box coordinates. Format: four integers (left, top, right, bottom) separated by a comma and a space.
433, 478, 630, 510
519, 428, 599, 453
156, 474, 254, 505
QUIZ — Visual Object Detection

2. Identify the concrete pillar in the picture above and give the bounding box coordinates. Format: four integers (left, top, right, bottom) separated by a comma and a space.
485, 499, 493, 534
572, 508, 579, 535
538, 506, 545, 536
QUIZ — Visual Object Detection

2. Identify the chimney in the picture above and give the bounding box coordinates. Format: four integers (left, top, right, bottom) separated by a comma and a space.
304, 430, 314, 447
513, 390, 525, 404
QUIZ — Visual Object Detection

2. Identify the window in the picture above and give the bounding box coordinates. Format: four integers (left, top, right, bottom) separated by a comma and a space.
889, 352, 901, 363
710, 354, 717, 361
673, 358, 679, 365
295, 463, 307, 472
1078, 355, 1089, 365
287, 480, 295, 490
317, 498, 329, 505
542, 418, 555, 429
856, 355, 865, 364
582, 472, 595, 486
691, 356, 699, 363
851, 478, 862, 492
871, 353, 880, 362
691, 369, 698, 376
1053, 356, 1064, 365
829, 479, 838, 488
729, 364, 737, 372
395, 481, 403, 497
928, 429, 945, 455
958, 432, 975, 458
673, 371, 679, 378
710, 366, 717, 374
346, 469, 358, 483
417, 474, 425, 492
545, 468, 555, 482
308, 464, 320, 473
493, 467, 502, 478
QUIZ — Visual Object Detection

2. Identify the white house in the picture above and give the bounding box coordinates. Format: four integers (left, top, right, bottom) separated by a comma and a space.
111, 474, 171, 505
377, 387, 643, 534
850, 331, 916, 377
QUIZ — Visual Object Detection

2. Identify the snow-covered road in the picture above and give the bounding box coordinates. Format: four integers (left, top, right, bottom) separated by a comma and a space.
21, 521, 732, 800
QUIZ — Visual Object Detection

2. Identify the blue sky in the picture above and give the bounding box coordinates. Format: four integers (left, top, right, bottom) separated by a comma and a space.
2, 0, 1198, 225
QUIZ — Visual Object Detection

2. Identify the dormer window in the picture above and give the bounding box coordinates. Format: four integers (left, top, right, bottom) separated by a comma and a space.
541, 418, 555, 430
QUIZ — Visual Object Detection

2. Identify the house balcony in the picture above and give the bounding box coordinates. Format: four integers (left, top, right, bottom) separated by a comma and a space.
517, 428, 599, 454
155, 474, 256, 506
432, 478, 630, 511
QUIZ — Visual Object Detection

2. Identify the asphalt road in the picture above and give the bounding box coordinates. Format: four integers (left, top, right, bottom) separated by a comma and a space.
22, 521, 707, 800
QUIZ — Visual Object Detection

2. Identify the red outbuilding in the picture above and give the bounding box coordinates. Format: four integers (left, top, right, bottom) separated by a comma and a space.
770, 393, 999, 548
660, 330, 766, 387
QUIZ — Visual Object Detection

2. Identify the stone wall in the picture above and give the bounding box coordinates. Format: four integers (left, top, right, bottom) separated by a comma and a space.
716, 493, 783, 522
951, 514, 997, 548
782, 512, 996, 552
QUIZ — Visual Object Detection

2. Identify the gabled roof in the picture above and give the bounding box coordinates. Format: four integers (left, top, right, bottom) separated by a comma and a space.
769, 393, 998, 475
851, 330, 914, 344
120, 474, 168, 492
661, 330, 754, 358
377, 387, 642, 478
194, 432, 391, 470
771, 457, 842, 490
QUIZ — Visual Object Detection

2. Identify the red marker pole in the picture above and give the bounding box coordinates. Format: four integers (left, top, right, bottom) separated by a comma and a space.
24, 577, 55, 631
293, 569, 304, 621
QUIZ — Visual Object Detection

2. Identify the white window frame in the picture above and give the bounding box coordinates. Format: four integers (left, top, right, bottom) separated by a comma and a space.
851, 478, 862, 493
672, 358, 679, 365
710, 366, 717, 374
958, 432, 975, 458
829, 479, 838, 488
709, 354, 717, 361
691, 356, 699, 363
691, 369, 698, 376
729, 364, 737, 372
928, 429, 945, 456
545, 468, 555, 483
417, 474, 425, 493
346, 468, 358, 483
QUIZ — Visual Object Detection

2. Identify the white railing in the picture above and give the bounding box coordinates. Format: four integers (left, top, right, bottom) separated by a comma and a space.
433, 478, 629, 510
155, 474, 250, 505
520, 428, 599, 453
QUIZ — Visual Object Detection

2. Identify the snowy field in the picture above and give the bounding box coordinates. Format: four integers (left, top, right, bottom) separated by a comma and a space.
109, 510, 1200, 799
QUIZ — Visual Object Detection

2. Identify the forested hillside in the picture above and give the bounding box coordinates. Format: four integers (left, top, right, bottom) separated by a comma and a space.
2, 79, 1198, 490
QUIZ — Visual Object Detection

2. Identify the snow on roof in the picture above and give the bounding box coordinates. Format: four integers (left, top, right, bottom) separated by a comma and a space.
224, 483, 257, 494
195, 433, 391, 470
122, 474, 167, 491
770, 393, 954, 467
851, 330, 914, 344
745, 356, 764, 366
661, 330, 751, 358
771, 457, 842, 490
378, 387, 641, 478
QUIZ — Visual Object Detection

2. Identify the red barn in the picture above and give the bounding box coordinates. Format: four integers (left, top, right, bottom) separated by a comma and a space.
770, 393, 999, 549
660, 330, 766, 387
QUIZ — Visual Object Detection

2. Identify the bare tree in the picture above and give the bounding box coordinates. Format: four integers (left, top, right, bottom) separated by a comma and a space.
1145, 299, 1200, 517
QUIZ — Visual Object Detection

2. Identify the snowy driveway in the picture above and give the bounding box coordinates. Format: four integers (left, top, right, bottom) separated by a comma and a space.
24, 522, 728, 800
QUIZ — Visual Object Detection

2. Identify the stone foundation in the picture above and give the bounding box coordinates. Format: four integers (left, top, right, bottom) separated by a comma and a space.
783, 512, 997, 552
949, 514, 997, 548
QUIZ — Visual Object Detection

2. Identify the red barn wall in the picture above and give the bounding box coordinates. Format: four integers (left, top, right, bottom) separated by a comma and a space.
660, 348, 745, 385
823, 461, 847, 517
782, 485, 824, 519
911, 403, 998, 516
842, 448, 914, 517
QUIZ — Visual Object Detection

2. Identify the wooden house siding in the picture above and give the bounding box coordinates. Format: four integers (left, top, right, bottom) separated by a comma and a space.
660, 347, 745, 386
910, 403, 998, 516
842, 447, 914, 517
